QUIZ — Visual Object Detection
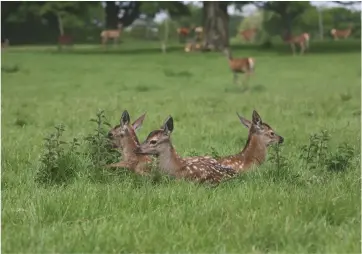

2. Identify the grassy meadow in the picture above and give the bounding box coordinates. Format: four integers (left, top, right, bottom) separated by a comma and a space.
1, 40, 361, 253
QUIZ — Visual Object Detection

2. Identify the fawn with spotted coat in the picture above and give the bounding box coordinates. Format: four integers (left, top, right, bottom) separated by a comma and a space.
134, 116, 236, 184
107, 110, 152, 175
217, 110, 284, 173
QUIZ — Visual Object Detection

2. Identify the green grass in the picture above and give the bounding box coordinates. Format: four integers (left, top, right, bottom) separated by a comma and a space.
2, 40, 361, 253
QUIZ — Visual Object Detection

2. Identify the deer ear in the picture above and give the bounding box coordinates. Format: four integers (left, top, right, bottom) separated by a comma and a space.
236, 112, 251, 129
120, 110, 130, 126
162, 116, 174, 135
252, 110, 263, 126
132, 112, 146, 132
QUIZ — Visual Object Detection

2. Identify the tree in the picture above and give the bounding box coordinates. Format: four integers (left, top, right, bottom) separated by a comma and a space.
39, 2, 85, 36
202, 1, 229, 50
201, 1, 252, 50
256, 1, 311, 39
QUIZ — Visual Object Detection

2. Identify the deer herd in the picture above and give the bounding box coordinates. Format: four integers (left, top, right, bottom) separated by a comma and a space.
106, 109, 283, 185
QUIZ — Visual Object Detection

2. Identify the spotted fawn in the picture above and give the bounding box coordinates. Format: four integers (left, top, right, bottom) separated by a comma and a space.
217, 110, 284, 173
134, 116, 236, 184
107, 110, 152, 175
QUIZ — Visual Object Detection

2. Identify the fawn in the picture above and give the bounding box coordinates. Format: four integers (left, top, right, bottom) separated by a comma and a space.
331, 24, 353, 40
134, 116, 236, 184
223, 47, 255, 89
107, 110, 152, 175
283, 32, 310, 55
217, 110, 284, 173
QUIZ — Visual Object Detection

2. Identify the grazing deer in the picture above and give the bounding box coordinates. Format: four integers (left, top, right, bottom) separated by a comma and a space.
217, 110, 284, 173
240, 28, 258, 43
134, 116, 236, 185
283, 32, 310, 55
331, 24, 353, 40
223, 47, 255, 89
107, 110, 153, 175
100, 23, 123, 47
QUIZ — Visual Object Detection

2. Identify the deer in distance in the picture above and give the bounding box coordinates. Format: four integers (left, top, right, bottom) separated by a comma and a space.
101, 23, 123, 47
283, 31, 310, 55
107, 110, 153, 175
134, 116, 236, 185
217, 110, 284, 173
330, 24, 353, 40
240, 28, 258, 43
223, 47, 255, 90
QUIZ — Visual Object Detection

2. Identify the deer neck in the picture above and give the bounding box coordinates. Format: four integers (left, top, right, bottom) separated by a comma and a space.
122, 138, 139, 162
240, 134, 268, 166
157, 144, 185, 176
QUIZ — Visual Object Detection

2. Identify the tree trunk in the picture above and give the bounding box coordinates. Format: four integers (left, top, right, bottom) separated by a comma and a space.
57, 12, 64, 36
202, 1, 229, 51
105, 1, 119, 29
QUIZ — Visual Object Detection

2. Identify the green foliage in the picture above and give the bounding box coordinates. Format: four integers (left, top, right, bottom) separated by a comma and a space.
84, 110, 119, 168
300, 130, 331, 170
36, 124, 82, 185
1, 41, 360, 253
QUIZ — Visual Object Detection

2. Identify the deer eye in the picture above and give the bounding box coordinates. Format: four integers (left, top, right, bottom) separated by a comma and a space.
150, 140, 157, 145
270, 132, 275, 136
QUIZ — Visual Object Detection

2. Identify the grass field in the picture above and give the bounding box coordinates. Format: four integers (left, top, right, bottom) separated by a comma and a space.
1, 40, 361, 253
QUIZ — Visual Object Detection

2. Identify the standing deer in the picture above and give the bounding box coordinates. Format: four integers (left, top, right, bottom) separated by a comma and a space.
240, 28, 258, 43
331, 24, 353, 40
107, 110, 153, 175
135, 116, 236, 185
100, 23, 123, 47
283, 32, 310, 55
217, 110, 284, 173
223, 47, 255, 89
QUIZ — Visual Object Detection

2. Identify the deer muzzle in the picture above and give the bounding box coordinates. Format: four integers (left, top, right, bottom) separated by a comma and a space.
134, 146, 158, 155
278, 135, 284, 144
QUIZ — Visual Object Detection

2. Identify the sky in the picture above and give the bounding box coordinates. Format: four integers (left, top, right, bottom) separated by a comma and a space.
153, 1, 362, 23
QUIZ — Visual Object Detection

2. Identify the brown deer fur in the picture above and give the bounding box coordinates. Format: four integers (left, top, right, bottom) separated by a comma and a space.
107, 110, 152, 175
217, 110, 284, 173
135, 116, 236, 184
283, 32, 310, 55
331, 24, 353, 40
223, 47, 255, 89
101, 23, 123, 46
240, 28, 257, 43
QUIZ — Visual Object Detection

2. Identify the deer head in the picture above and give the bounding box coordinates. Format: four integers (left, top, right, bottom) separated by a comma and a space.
237, 110, 284, 146
108, 110, 146, 150
222, 47, 232, 60
135, 116, 174, 156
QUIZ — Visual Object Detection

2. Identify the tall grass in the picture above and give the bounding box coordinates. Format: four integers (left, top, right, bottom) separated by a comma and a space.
1, 40, 361, 253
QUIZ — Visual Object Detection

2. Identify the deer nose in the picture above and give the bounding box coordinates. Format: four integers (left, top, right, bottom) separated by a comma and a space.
279, 136, 284, 144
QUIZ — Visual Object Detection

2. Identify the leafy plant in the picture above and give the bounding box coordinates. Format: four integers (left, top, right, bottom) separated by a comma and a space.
300, 130, 330, 170
326, 143, 355, 172
84, 110, 119, 168
36, 124, 81, 185
268, 143, 289, 171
